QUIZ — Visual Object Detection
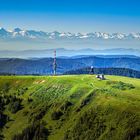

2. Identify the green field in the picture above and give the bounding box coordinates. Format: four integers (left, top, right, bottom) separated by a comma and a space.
0, 75, 140, 140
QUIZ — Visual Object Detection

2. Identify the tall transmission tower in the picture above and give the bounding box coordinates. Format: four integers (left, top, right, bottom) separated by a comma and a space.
53, 50, 57, 75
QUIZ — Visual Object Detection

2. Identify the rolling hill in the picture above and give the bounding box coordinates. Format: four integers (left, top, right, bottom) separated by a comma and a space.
0, 75, 140, 140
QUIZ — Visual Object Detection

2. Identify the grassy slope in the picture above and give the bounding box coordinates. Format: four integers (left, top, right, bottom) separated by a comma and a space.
0, 75, 140, 140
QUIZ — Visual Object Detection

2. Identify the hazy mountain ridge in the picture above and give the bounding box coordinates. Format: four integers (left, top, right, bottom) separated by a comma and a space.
0, 56, 140, 75
1, 48, 140, 58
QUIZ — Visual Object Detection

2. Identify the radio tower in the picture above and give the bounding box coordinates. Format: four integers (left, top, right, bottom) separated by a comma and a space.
53, 50, 57, 75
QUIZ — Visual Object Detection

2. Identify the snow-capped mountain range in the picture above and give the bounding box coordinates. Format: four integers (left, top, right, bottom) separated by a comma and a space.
0, 27, 140, 40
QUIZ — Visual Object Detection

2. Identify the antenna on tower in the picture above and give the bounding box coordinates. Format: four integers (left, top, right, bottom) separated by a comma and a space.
53, 50, 57, 75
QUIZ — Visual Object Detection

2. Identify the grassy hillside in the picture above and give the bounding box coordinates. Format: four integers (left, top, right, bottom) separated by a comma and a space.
0, 75, 140, 140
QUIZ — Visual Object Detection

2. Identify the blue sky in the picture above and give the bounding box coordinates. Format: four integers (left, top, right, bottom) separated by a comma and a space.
0, 0, 140, 33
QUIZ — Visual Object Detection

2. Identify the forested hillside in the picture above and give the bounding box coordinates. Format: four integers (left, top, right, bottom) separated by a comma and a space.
0, 56, 140, 75
65, 67, 140, 78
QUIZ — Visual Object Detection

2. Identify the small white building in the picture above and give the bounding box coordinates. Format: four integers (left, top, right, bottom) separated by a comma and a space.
96, 74, 105, 80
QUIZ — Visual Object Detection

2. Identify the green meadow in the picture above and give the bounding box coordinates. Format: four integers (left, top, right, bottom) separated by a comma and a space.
0, 75, 140, 140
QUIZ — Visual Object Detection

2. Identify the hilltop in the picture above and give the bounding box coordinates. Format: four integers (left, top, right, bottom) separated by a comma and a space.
0, 75, 140, 140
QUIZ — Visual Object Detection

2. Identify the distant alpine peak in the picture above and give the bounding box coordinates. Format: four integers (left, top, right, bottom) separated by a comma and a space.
0, 27, 7, 31
0, 27, 140, 40
14, 28, 23, 32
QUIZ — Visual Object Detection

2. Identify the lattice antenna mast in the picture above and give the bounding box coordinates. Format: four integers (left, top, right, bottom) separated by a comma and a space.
53, 50, 57, 75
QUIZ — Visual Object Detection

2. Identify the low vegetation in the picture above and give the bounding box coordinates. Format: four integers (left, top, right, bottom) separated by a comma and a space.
0, 75, 140, 140
12, 121, 49, 140
106, 81, 135, 90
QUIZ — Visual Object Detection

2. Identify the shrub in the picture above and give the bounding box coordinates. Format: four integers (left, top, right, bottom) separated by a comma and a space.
27, 98, 33, 103
60, 101, 72, 111
29, 109, 46, 122
3, 82, 10, 93
0, 111, 9, 129
106, 81, 135, 90
8, 99, 22, 113
51, 111, 63, 120
112, 81, 135, 90
12, 121, 49, 140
